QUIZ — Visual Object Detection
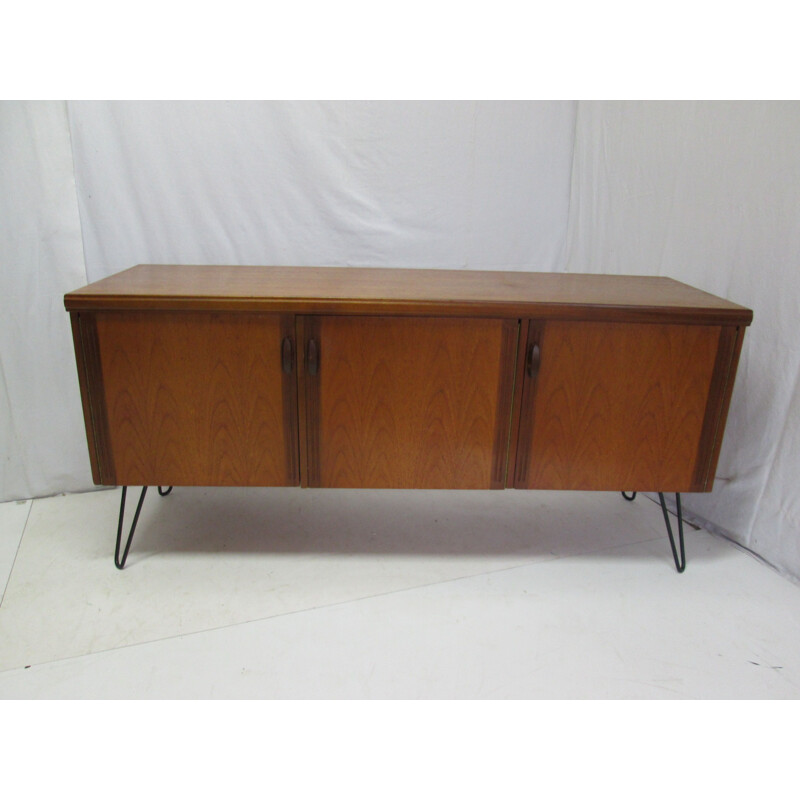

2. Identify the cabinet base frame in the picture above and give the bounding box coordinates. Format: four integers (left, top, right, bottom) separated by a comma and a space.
658, 492, 686, 574
114, 485, 172, 570
111, 487, 689, 573
621, 490, 686, 573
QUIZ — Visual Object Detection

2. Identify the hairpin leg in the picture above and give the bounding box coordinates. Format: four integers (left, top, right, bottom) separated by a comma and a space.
158, 486, 173, 496
621, 491, 637, 501
658, 492, 686, 573
115, 486, 148, 570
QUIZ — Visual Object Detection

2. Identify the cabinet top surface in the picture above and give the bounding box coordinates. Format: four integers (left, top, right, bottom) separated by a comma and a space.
64, 264, 752, 324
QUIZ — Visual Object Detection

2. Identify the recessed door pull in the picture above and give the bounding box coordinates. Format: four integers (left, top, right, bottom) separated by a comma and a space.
307, 338, 319, 375
282, 336, 294, 374
527, 342, 541, 378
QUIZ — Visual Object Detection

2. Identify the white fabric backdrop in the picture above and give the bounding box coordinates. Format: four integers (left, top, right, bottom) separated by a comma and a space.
2, 100, 799, 582
0, 102, 89, 499
68, 101, 576, 280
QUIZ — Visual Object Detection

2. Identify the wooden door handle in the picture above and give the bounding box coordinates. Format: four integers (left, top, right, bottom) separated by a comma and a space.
307, 338, 319, 375
527, 342, 541, 379
281, 336, 294, 374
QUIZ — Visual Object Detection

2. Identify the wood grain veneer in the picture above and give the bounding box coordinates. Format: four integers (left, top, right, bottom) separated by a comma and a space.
93, 311, 298, 486
303, 316, 518, 489
70, 312, 113, 485
694, 325, 745, 490
690, 326, 740, 491
514, 321, 724, 492
64, 265, 753, 326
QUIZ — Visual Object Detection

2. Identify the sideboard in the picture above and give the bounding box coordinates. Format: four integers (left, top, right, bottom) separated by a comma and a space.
64, 265, 752, 571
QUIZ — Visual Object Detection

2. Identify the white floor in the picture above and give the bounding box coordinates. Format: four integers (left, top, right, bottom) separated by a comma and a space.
1, 486, 799, 699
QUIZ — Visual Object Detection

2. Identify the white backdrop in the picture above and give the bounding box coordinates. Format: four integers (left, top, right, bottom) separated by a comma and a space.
68, 101, 576, 280
2, 100, 799, 581
0, 102, 89, 499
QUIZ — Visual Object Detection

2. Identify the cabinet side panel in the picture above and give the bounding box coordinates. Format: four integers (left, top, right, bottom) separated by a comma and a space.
516, 321, 722, 492
69, 312, 101, 484
693, 325, 745, 491
71, 312, 116, 485
310, 316, 514, 489
95, 311, 298, 486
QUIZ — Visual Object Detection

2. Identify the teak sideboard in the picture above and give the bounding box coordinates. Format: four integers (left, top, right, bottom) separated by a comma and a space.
64, 265, 752, 571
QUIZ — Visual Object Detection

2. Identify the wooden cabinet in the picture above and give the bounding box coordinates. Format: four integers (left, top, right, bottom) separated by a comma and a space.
65, 265, 751, 497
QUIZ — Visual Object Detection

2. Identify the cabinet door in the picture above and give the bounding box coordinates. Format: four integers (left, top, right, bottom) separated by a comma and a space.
513, 320, 736, 492
300, 316, 519, 489
83, 311, 299, 486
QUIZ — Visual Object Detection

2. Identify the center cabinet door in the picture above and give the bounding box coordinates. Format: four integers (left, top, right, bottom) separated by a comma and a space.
299, 316, 519, 489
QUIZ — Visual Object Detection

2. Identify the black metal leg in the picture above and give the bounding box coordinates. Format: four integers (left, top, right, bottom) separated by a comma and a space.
621, 491, 637, 501
658, 492, 686, 573
115, 486, 148, 569
158, 486, 173, 496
